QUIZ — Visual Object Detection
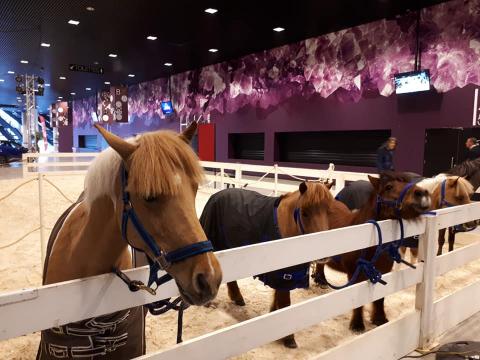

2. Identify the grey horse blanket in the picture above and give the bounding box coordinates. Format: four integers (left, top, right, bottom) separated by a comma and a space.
37, 193, 146, 360
200, 188, 310, 290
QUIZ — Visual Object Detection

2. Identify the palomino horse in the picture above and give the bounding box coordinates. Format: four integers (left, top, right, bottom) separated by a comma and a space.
414, 175, 473, 256
37, 123, 222, 359
200, 182, 334, 348
312, 171, 431, 332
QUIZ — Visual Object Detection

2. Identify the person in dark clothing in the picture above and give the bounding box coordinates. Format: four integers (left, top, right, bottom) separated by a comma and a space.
465, 137, 480, 160
376, 137, 397, 172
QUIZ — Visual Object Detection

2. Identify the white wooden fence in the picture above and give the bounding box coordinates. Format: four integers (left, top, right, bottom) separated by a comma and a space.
1, 201, 480, 359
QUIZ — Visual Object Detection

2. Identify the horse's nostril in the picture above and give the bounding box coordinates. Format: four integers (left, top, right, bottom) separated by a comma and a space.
414, 190, 423, 197
196, 273, 209, 294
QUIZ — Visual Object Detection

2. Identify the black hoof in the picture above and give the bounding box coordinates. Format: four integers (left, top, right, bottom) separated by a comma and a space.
372, 317, 389, 326
349, 322, 366, 333
234, 299, 246, 306
283, 337, 298, 349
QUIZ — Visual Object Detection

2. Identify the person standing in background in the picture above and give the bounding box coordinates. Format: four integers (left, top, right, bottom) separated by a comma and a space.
376, 137, 397, 172
465, 137, 480, 160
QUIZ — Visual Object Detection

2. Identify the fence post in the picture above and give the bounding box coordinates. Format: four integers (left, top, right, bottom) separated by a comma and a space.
335, 174, 345, 196
415, 215, 438, 349
220, 167, 225, 190
273, 164, 278, 196
235, 164, 242, 188
38, 173, 46, 266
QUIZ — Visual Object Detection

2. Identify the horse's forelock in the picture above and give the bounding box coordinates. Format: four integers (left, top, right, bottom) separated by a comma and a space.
300, 182, 333, 208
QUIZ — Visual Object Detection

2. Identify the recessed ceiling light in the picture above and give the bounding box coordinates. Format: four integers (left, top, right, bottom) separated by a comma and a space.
93, 61, 99, 65
86, 87, 91, 90
58, 96, 63, 99
108, 53, 117, 58
104, 81, 110, 85
208, 48, 218, 53
146, 35, 157, 40
68, 20, 80, 25
20, 60, 28, 64
59, 76, 66, 80
205, 8, 218, 14
0, 79, 4, 82
86, 6, 95, 11
164, 62, 173, 67
17, 97, 21, 99
70, 92, 76, 95
7, 71, 14, 74
45, 83, 50, 87
273, 27, 285, 32
41, 42, 50, 47
128, 74, 135, 78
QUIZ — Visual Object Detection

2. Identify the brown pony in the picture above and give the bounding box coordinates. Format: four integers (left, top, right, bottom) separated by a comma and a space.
200, 181, 334, 348
37, 123, 222, 359
313, 171, 430, 332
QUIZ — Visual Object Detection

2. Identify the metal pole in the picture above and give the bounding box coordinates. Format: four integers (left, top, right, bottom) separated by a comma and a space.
38, 173, 46, 265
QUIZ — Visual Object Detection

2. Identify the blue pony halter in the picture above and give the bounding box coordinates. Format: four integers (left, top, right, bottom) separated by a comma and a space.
376, 181, 417, 218
439, 179, 454, 208
119, 165, 214, 290
293, 208, 306, 234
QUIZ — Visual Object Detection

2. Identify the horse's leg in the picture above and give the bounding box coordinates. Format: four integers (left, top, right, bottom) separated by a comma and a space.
371, 297, 388, 326
227, 281, 246, 306
437, 228, 446, 255
312, 262, 328, 289
448, 227, 456, 252
348, 268, 365, 333
272, 290, 297, 348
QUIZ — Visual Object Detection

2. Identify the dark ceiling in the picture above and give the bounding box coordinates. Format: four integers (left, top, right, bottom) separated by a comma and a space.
0, 0, 451, 113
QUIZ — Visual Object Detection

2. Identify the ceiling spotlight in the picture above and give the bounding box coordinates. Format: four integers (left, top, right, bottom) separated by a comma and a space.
0, 79, 4, 82
41, 42, 51, 47
68, 19, 80, 25
205, 8, 218, 14
58, 96, 63, 99
273, 27, 285, 32
45, 83, 50, 87
70, 92, 76, 95
59, 76, 66, 80
8, 71, 14, 74
86, 87, 91, 90
104, 81, 110, 85
146, 35, 157, 40
86, 6, 95, 11
208, 48, 218, 53
164, 62, 173, 67
20, 60, 28, 64
108, 53, 117, 58
128, 74, 135, 78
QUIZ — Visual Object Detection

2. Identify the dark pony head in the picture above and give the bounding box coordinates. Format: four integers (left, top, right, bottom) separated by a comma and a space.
368, 171, 431, 220
446, 158, 480, 191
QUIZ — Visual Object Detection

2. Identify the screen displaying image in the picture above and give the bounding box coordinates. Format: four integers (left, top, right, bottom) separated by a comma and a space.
161, 100, 174, 115
394, 70, 430, 94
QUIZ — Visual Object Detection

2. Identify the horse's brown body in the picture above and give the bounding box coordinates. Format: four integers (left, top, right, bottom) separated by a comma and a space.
313, 172, 431, 332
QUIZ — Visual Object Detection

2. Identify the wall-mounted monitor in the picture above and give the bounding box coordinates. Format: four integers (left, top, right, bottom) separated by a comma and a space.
161, 100, 174, 115
394, 70, 430, 94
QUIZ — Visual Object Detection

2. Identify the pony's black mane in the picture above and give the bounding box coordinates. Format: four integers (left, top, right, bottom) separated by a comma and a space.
447, 158, 480, 178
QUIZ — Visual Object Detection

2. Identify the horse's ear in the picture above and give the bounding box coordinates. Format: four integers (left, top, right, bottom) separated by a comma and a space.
368, 175, 380, 190
94, 124, 138, 161
299, 182, 308, 194
180, 121, 198, 144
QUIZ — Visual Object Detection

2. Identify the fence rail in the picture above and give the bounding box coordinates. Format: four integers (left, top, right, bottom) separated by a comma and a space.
0, 203, 479, 360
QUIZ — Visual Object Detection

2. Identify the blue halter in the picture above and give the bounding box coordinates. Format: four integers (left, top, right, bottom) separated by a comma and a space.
375, 181, 417, 218
119, 165, 214, 290
293, 207, 306, 234
439, 179, 455, 208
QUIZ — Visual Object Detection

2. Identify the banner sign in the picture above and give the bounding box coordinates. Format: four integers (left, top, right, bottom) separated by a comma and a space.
69, 64, 104, 75
52, 102, 69, 126
98, 90, 114, 123
111, 86, 128, 123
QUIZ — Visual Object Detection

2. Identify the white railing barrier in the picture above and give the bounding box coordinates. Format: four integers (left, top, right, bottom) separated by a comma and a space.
1, 204, 480, 360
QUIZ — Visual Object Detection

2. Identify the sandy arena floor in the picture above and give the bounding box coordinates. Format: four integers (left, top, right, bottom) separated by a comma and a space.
1, 173, 480, 360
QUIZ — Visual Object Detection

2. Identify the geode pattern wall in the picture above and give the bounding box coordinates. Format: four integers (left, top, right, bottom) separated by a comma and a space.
73, 0, 480, 131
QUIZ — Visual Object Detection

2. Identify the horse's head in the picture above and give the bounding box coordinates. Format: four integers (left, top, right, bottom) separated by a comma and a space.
368, 171, 431, 219
291, 181, 334, 234
95, 123, 222, 305
431, 176, 473, 209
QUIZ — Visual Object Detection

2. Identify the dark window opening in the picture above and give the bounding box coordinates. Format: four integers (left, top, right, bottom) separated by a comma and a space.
275, 130, 391, 167
78, 135, 97, 149
229, 133, 265, 160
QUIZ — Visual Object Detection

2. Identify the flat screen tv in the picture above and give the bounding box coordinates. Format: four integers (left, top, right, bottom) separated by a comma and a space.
161, 100, 174, 115
394, 70, 430, 94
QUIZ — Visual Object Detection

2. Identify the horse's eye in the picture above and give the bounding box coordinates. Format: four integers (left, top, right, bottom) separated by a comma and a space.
385, 184, 393, 191
302, 210, 309, 218
144, 196, 158, 203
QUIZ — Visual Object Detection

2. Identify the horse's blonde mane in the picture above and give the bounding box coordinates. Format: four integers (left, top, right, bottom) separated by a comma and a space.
84, 130, 204, 208
417, 175, 473, 197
